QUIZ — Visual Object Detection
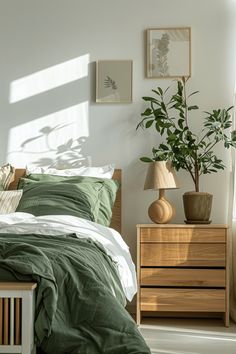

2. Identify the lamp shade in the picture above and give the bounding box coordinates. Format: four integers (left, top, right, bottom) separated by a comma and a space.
144, 161, 179, 190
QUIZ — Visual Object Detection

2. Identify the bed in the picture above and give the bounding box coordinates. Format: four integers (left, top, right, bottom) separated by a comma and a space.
0, 168, 151, 354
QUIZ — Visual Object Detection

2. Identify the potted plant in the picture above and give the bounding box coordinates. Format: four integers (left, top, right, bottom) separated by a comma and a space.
137, 77, 236, 223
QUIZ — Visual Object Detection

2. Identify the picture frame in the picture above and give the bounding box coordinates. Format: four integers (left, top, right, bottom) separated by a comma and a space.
146, 27, 191, 78
96, 60, 133, 103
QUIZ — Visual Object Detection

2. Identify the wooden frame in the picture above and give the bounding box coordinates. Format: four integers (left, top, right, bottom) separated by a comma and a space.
96, 60, 133, 103
146, 27, 191, 78
0, 283, 37, 354
8, 168, 122, 234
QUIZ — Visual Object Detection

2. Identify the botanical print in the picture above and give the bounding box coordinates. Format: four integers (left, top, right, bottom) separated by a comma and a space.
155, 33, 170, 76
104, 76, 118, 90
103, 75, 119, 101
96, 60, 132, 103
147, 28, 191, 78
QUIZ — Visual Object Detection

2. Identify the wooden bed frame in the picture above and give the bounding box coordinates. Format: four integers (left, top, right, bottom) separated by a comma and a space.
0, 283, 37, 354
0, 168, 122, 354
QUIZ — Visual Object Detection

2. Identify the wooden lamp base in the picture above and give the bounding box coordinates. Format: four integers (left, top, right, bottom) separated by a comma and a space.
148, 189, 175, 224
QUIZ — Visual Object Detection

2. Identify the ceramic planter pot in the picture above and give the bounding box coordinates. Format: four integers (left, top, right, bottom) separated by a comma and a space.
183, 192, 213, 224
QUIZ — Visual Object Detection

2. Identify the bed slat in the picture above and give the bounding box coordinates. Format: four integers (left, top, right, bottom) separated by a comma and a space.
15, 298, 21, 345
0, 297, 22, 346
10, 298, 14, 345
3, 298, 9, 345
0, 298, 3, 344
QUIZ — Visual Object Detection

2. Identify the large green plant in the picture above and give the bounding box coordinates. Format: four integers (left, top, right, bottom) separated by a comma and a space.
137, 77, 236, 192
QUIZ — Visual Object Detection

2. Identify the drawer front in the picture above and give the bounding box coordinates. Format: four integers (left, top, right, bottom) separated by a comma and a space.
140, 288, 225, 312
141, 243, 225, 267
140, 268, 226, 287
140, 228, 226, 243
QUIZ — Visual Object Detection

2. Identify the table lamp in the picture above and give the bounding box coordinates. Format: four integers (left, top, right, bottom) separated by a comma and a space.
144, 161, 179, 223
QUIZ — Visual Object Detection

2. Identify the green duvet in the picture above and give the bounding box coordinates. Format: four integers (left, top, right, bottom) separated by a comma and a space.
0, 233, 150, 354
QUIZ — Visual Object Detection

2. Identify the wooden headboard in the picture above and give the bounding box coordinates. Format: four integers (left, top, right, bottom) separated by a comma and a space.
110, 169, 121, 233
9, 168, 122, 234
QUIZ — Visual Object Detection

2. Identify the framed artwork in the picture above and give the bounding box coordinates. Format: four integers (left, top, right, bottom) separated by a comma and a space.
146, 27, 191, 78
96, 60, 132, 103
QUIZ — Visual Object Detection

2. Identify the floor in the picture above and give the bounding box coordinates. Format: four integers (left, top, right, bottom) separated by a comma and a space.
139, 318, 236, 354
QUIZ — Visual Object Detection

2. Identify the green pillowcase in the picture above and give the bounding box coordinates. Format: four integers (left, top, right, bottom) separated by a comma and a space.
17, 174, 119, 226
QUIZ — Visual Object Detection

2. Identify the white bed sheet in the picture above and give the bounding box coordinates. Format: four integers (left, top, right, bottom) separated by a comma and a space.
0, 212, 137, 301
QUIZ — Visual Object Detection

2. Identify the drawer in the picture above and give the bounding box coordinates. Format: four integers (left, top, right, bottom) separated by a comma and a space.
140, 227, 226, 243
140, 268, 226, 287
140, 288, 225, 312
141, 243, 225, 267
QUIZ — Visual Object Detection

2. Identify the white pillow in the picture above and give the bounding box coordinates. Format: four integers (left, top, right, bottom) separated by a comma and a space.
26, 164, 115, 179
0, 190, 23, 214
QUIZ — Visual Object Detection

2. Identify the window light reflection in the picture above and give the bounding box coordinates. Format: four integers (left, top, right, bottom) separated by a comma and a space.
10, 54, 89, 103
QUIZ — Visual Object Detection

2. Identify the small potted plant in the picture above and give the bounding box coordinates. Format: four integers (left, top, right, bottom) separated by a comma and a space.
137, 77, 236, 223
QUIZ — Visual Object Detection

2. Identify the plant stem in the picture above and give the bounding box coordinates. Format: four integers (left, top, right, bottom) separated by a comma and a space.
200, 140, 218, 159
194, 159, 199, 192
160, 96, 172, 123
184, 160, 196, 185
198, 131, 210, 146
183, 80, 188, 127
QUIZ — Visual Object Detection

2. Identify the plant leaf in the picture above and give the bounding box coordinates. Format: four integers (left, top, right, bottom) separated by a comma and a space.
187, 90, 199, 98
188, 105, 199, 111
104, 76, 117, 90
145, 120, 154, 128
140, 157, 153, 162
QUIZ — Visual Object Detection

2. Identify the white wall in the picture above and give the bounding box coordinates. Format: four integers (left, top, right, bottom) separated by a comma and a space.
0, 0, 236, 259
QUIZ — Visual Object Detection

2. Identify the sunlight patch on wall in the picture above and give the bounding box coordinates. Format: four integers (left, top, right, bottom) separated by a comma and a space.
9, 54, 89, 103
7, 102, 89, 168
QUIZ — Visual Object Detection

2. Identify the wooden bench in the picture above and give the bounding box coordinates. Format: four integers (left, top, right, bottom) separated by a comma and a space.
0, 283, 37, 354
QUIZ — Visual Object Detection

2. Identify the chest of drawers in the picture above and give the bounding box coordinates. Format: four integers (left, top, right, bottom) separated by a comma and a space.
136, 224, 229, 326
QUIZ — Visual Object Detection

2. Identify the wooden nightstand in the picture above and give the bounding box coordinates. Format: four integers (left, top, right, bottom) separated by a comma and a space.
136, 224, 229, 326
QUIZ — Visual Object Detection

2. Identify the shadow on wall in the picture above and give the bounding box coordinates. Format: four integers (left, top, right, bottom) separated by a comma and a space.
5, 53, 93, 168
7, 102, 91, 168
20, 126, 90, 169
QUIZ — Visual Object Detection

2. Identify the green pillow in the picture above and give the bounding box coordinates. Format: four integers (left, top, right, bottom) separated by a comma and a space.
16, 181, 102, 222
18, 175, 119, 226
